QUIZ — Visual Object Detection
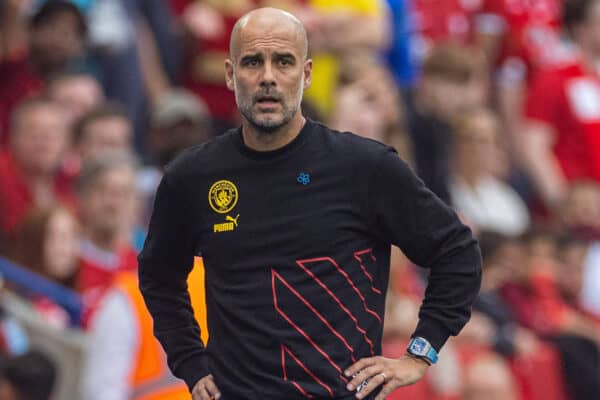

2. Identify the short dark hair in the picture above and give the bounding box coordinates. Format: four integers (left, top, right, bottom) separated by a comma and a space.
1, 350, 57, 400
30, 0, 87, 37
563, 0, 599, 36
421, 43, 484, 83
73, 103, 130, 144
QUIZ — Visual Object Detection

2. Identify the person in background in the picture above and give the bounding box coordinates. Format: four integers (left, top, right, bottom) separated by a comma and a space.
46, 71, 105, 129
0, 0, 88, 142
76, 152, 139, 326
0, 98, 72, 242
450, 108, 530, 236
0, 350, 56, 400
406, 43, 487, 204
10, 206, 80, 328
522, 0, 600, 208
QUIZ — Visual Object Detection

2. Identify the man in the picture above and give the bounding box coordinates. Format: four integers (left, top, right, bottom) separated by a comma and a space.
139, 8, 481, 400
0, 0, 88, 142
523, 0, 600, 207
77, 152, 139, 326
0, 98, 72, 239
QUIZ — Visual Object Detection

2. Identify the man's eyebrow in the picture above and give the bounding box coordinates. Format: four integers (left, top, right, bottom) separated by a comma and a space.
240, 53, 262, 62
273, 52, 297, 60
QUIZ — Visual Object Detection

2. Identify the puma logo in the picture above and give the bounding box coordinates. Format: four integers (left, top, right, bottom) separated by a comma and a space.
226, 214, 240, 227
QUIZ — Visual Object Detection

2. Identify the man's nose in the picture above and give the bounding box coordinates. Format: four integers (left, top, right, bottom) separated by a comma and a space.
260, 63, 276, 87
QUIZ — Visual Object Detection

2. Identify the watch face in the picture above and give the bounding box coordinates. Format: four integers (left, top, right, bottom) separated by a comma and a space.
410, 338, 427, 355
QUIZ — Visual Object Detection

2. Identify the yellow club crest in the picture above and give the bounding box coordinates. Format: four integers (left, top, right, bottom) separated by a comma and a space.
208, 180, 238, 214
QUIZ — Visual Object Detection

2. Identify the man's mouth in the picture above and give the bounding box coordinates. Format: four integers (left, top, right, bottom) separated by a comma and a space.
255, 95, 281, 105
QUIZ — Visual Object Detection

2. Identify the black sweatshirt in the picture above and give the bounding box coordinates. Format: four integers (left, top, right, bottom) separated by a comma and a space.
138, 119, 481, 399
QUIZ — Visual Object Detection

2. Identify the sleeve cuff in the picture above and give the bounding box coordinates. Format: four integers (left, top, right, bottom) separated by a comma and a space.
175, 353, 210, 392
412, 317, 453, 353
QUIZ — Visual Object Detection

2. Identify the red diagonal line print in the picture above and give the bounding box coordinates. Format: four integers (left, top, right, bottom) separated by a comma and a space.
273, 270, 357, 362
281, 344, 331, 398
354, 249, 382, 295
272, 272, 349, 384
297, 257, 382, 324
293, 260, 376, 355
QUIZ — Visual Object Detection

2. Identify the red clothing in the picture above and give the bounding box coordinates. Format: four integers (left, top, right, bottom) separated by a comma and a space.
0, 53, 44, 144
414, 0, 479, 45
525, 60, 600, 182
77, 241, 138, 327
476, 0, 567, 82
0, 152, 75, 238
170, 0, 248, 121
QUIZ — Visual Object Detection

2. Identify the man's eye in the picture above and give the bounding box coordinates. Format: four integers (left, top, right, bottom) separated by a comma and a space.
279, 59, 292, 66
245, 59, 259, 67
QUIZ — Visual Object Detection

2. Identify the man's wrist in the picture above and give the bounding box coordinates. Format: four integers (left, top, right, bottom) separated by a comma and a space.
403, 351, 432, 366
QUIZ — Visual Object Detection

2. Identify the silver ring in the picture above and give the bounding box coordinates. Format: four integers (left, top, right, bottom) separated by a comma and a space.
380, 372, 387, 383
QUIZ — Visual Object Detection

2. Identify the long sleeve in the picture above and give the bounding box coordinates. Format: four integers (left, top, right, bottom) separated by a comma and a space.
83, 291, 137, 400
137, 171, 207, 390
368, 148, 482, 351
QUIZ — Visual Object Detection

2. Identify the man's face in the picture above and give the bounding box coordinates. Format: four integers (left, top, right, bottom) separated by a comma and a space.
29, 11, 84, 72
584, 0, 600, 54
225, 19, 312, 133
80, 166, 137, 239
48, 76, 104, 126
11, 104, 68, 175
79, 116, 132, 161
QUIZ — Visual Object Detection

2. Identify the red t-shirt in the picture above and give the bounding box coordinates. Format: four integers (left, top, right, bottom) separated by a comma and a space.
0, 152, 75, 238
414, 0, 479, 45
476, 0, 567, 83
77, 241, 138, 327
0, 53, 44, 145
525, 60, 600, 182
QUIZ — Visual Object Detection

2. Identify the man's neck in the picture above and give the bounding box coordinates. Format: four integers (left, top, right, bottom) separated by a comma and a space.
241, 114, 306, 152
85, 230, 120, 253
578, 45, 600, 76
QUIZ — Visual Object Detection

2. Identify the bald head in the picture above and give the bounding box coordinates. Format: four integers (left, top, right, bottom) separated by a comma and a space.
230, 7, 308, 62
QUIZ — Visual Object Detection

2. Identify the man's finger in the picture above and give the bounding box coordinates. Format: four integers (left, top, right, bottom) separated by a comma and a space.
204, 376, 222, 399
347, 364, 382, 390
345, 356, 377, 378
355, 371, 387, 399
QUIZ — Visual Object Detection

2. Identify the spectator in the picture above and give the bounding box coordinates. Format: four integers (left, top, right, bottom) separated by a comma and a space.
450, 108, 530, 235
474, 0, 569, 154
0, 98, 73, 241
0, 350, 57, 400
73, 103, 133, 163
10, 206, 79, 328
0, 0, 88, 142
406, 43, 487, 203
76, 152, 139, 326
523, 0, 600, 208
304, 0, 389, 118
46, 71, 105, 128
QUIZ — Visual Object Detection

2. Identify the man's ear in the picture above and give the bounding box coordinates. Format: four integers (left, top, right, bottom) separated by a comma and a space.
225, 59, 235, 91
303, 59, 312, 90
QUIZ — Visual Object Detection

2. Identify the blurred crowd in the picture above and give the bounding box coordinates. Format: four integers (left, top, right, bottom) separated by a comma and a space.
0, 0, 599, 399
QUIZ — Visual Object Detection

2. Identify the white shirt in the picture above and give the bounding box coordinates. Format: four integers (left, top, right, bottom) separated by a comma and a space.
581, 242, 600, 317
450, 175, 530, 236
82, 290, 137, 400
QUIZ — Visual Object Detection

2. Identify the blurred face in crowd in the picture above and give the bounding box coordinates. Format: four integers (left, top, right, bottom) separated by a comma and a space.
78, 116, 132, 161
225, 8, 312, 133
561, 182, 600, 231
43, 209, 79, 282
454, 110, 508, 179
483, 240, 525, 290
29, 10, 85, 73
11, 102, 68, 176
47, 75, 104, 127
150, 119, 211, 168
79, 165, 137, 244
419, 76, 469, 121
558, 242, 588, 301
575, 0, 600, 54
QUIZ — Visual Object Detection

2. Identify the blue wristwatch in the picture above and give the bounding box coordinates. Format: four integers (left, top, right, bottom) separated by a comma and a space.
406, 337, 438, 365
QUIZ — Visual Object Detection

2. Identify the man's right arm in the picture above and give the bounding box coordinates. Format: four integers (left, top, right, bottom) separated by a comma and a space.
138, 171, 208, 391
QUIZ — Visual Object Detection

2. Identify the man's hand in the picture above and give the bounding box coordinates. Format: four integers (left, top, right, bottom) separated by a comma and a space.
192, 374, 221, 400
345, 355, 429, 399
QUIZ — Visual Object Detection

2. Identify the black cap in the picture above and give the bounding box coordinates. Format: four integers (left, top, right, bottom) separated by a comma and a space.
30, 0, 87, 37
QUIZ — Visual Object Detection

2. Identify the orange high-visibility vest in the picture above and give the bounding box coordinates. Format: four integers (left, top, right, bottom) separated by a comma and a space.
115, 257, 208, 400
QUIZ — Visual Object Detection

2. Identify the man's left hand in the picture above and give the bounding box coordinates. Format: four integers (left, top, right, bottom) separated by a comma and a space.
345, 355, 429, 399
